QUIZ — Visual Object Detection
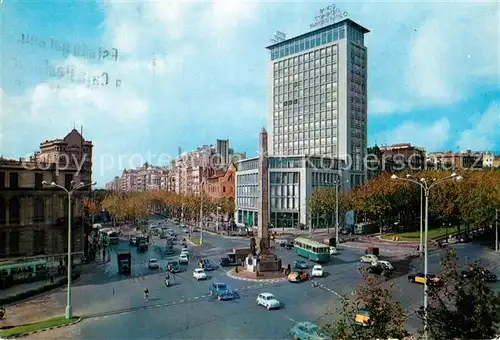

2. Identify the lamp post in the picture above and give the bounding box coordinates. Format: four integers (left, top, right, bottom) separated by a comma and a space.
43, 180, 96, 319
216, 206, 221, 235
333, 179, 348, 244
419, 186, 423, 254
391, 173, 462, 339
199, 182, 205, 246
495, 209, 498, 253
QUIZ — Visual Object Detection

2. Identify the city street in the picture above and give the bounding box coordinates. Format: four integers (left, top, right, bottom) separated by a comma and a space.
25, 217, 500, 340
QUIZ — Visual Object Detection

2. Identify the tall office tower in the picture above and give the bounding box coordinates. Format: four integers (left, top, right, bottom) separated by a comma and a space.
216, 139, 230, 166
266, 19, 369, 187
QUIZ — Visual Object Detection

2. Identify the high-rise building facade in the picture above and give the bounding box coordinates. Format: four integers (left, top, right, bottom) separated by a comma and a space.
266, 19, 369, 186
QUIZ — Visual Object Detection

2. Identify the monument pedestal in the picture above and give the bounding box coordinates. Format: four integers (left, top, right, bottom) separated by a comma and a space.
241, 253, 283, 279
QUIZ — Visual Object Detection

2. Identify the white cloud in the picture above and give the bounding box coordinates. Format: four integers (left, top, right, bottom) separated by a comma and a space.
457, 102, 500, 151
369, 98, 414, 115
2, 0, 263, 184
374, 117, 451, 151
405, 2, 499, 105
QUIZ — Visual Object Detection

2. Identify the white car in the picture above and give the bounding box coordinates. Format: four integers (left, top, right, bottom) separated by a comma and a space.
181, 248, 189, 255
193, 268, 207, 281
179, 253, 189, 264
311, 265, 324, 277
256, 293, 280, 310
376, 260, 394, 270
360, 254, 379, 264
329, 246, 338, 255
148, 258, 159, 269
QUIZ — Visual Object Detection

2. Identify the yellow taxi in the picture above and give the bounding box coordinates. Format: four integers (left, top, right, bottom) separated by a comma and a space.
288, 271, 309, 283
408, 272, 442, 286
354, 309, 371, 326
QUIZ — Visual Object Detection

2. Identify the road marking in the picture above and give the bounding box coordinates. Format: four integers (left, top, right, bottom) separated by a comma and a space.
283, 315, 297, 323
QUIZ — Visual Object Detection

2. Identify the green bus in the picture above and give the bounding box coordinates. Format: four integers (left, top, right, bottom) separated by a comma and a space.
293, 237, 330, 263
354, 222, 379, 235
0, 259, 48, 288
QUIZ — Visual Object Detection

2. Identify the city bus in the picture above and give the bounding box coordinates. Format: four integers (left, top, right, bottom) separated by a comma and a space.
0, 259, 48, 288
293, 237, 330, 263
354, 222, 379, 235
106, 230, 120, 244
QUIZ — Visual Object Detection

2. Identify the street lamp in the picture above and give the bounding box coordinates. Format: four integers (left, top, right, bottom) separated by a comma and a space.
199, 182, 205, 246
391, 172, 463, 339
332, 179, 348, 245
216, 206, 221, 235
42, 180, 96, 319
495, 209, 499, 253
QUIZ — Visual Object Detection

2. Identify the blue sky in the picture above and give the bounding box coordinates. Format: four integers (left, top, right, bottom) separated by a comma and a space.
1, 0, 499, 187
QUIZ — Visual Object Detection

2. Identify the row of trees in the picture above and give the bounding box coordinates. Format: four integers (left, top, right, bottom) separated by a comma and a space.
322, 248, 500, 339
308, 170, 500, 232
84, 190, 236, 226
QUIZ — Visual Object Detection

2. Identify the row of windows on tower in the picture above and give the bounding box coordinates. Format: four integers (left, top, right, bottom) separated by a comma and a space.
274, 56, 339, 78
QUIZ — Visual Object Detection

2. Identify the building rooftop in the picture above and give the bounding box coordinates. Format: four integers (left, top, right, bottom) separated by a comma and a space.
266, 18, 370, 50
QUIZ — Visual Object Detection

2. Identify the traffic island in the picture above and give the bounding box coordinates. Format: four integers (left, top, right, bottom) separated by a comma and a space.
186, 238, 201, 246
0, 316, 81, 338
227, 266, 288, 283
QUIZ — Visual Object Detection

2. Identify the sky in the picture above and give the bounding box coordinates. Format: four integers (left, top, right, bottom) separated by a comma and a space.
1, 0, 499, 187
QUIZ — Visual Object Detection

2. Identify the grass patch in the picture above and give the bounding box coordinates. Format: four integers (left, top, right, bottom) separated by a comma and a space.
189, 238, 201, 245
0, 316, 79, 337
382, 225, 460, 241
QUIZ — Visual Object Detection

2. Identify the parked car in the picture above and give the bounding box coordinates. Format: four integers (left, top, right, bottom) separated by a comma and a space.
193, 268, 207, 281
311, 265, 324, 277
289, 322, 331, 340
148, 258, 159, 269
256, 293, 280, 310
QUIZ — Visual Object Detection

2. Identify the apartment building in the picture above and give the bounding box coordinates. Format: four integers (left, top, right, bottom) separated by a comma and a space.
0, 129, 93, 258
427, 150, 483, 170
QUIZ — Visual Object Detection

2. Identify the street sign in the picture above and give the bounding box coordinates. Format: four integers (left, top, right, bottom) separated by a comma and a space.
309, 4, 348, 29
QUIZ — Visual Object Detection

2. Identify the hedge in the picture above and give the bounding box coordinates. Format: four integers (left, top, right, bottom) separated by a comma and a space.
0, 272, 81, 305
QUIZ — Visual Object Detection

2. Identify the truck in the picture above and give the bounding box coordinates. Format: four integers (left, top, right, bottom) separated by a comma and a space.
219, 247, 251, 267
136, 236, 148, 252
117, 252, 131, 275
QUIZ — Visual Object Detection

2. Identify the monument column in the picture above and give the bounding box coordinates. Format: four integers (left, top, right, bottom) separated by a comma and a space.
257, 127, 270, 252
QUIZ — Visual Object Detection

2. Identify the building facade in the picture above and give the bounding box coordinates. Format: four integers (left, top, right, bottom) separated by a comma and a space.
482, 152, 500, 168
266, 19, 369, 187
236, 154, 343, 229
0, 129, 93, 259
367, 143, 426, 179
426, 151, 483, 170
206, 163, 236, 200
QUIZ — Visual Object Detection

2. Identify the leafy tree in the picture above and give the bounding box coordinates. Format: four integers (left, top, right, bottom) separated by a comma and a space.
421, 248, 500, 339
322, 274, 410, 340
